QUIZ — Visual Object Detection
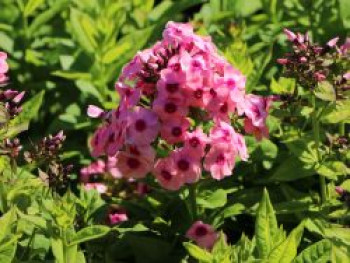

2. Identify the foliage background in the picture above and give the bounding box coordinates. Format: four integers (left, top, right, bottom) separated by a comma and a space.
0, 0, 349, 262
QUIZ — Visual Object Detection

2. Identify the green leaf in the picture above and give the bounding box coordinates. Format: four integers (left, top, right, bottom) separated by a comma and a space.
293, 239, 331, 263
267, 222, 305, 263
317, 161, 350, 180
68, 225, 110, 246
0, 208, 16, 242
70, 8, 98, 53
331, 242, 350, 263
197, 189, 227, 209
102, 41, 133, 64
314, 81, 336, 102
270, 156, 315, 182
270, 77, 295, 95
51, 71, 91, 80
0, 236, 17, 263
231, 234, 256, 263
183, 242, 213, 262
24, 0, 44, 17
255, 188, 279, 259
339, 0, 350, 28
51, 238, 64, 263
28, 0, 70, 35
321, 101, 350, 124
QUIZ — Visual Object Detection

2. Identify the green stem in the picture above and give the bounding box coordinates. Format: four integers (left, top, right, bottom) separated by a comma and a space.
188, 184, 197, 220
311, 96, 327, 204
339, 122, 345, 137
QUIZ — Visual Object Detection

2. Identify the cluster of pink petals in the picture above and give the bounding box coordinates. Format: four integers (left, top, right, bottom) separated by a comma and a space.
87, 22, 273, 190
186, 221, 218, 250
0, 52, 8, 83
108, 210, 128, 225
81, 157, 121, 182
84, 182, 108, 194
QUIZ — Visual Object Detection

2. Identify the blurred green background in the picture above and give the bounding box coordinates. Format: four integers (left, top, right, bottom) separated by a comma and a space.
0, 0, 348, 170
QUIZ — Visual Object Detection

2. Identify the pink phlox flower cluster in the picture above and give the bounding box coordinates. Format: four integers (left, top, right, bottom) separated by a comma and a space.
186, 221, 219, 250
87, 22, 272, 190
0, 52, 9, 84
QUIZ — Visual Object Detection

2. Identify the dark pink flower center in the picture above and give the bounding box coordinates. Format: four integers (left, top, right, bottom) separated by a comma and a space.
192, 60, 201, 68
220, 102, 228, 113
129, 146, 140, 155
164, 102, 177, 113
161, 170, 172, 181
171, 63, 181, 71
227, 79, 235, 86
108, 132, 115, 142
177, 159, 189, 171
195, 226, 208, 237
127, 158, 140, 169
194, 89, 203, 99
189, 137, 200, 148
172, 127, 182, 137
210, 88, 217, 97
216, 154, 225, 164
125, 89, 132, 97
166, 83, 179, 93
135, 119, 147, 131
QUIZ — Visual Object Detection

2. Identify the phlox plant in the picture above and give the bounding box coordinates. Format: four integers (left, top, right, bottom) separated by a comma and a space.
84, 21, 273, 248
0, 18, 349, 262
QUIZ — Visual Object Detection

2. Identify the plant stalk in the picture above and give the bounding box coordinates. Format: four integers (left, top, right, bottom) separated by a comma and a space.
311, 96, 327, 204
188, 184, 197, 220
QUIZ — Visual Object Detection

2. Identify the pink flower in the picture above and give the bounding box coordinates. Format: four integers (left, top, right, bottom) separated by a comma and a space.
90, 125, 110, 157
171, 148, 201, 184
277, 58, 289, 65
80, 159, 106, 183
105, 122, 126, 156
108, 210, 128, 225
127, 107, 159, 145
12, 91, 25, 104
231, 129, 249, 161
186, 221, 218, 250
184, 128, 209, 158
327, 37, 339, 48
185, 84, 209, 108
115, 82, 141, 108
244, 94, 271, 128
204, 144, 235, 180
335, 186, 345, 196
157, 68, 185, 98
106, 156, 122, 179
136, 182, 151, 196
153, 157, 184, 190
283, 28, 297, 41
340, 38, 350, 55
209, 121, 235, 144
84, 183, 108, 193
0, 52, 9, 83
314, 72, 326, 82
152, 96, 188, 121
160, 118, 190, 144
87, 105, 105, 118
244, 117, 269, 141
115, 145, 155, 179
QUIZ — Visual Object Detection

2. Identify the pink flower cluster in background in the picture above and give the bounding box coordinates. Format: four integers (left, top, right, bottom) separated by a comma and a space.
85, 22, 273, 191
0, 52, 9, 84
0, 53, 25, 118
